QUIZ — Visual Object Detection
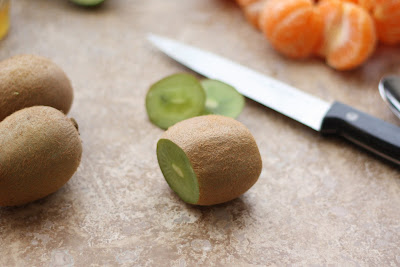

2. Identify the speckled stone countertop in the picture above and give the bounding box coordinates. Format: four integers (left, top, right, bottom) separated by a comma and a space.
1, 0, 399, 266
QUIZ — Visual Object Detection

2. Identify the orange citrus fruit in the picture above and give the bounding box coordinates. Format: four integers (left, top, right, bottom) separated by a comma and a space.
316, 0, 377, 70
259, 0, 323, 59
370, 0, 400, 44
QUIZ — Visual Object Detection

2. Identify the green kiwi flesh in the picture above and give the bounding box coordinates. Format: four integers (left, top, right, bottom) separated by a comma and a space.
146, 73, 206, 129
157, 139, 199, 204
70, 0, 105, 6
0, 106, 82, 207
201, 79, 245, 118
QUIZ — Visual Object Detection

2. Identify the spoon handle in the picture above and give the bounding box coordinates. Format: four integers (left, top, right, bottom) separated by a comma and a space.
321, 101, 400, 166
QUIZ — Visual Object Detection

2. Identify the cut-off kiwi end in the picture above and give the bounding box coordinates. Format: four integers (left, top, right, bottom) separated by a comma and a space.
157, 139, 199, 204
201, 79, 245, 118
146, 73, 206, 129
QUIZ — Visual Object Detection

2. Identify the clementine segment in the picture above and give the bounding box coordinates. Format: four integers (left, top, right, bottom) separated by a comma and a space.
357, 0, 375, 11
341, 0, 359, 3
316, 0, 377, 70
371, 0, 400, 45
315, 0, 343, 57
259, 0, 323, 59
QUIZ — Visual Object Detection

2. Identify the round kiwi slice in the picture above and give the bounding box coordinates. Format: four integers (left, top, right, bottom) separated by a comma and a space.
70, 0, 105, 6
157, 115, 262, 206
146, 73, 206, 129
201, 79, 245, 118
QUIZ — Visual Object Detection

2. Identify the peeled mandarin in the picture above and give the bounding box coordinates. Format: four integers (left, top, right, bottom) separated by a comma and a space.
358, 0, 375, 11
259, 0, 323, 59
316, 0, 377, 70
371, 0, 400, 45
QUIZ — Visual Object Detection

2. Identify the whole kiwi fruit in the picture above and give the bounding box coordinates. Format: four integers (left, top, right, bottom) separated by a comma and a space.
157, 115, 262, 206
0, 106, 82, 207
0, 54, 73, 121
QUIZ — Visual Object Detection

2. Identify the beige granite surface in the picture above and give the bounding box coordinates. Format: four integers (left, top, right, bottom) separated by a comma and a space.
1, 0, 400, 266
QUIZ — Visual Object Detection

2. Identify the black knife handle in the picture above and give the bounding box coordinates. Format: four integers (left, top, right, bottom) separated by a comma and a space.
321, 101, 400, 165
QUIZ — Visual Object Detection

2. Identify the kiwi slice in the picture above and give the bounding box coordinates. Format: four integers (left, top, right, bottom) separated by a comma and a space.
70, 0, 105, 6
201, 79, 245, 118
146, 73, 206, 129
157, 139, 199, 204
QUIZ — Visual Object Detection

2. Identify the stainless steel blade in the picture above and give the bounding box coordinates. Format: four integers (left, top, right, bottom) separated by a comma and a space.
147, 33, 332, 131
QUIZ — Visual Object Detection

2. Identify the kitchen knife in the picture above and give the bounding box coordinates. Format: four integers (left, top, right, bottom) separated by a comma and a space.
147, 34, 400, 166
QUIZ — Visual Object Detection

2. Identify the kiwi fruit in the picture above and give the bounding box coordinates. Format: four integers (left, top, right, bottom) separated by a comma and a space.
157, 115, 262, 206
146, 73, 206, 129
0, 54, 74, 122
0, 106, 82, 207
201, 79, 245, 118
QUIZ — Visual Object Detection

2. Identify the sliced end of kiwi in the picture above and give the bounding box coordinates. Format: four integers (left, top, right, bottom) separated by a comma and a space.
157, 139, 199, 204
146, 73, 206, 129
201, 79, 245, 118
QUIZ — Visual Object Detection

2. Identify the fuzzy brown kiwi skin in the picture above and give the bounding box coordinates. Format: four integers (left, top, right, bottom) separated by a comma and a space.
162, 115, 262, 206
0, 54, 74, 122
0, 106, 82, 207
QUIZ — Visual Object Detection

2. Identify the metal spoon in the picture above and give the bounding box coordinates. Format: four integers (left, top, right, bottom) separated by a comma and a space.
379, 75, 400, 119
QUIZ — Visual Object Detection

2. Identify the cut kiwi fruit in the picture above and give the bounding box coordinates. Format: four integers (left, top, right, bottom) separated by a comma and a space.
146, 73, 206, 129
157, 139, 199, 204
157, 115, 262, 206
201, 79, 245, 118
70, 0, 105, 6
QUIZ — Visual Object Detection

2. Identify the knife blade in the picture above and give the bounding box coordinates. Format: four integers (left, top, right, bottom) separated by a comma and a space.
147, 33, 400, 166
